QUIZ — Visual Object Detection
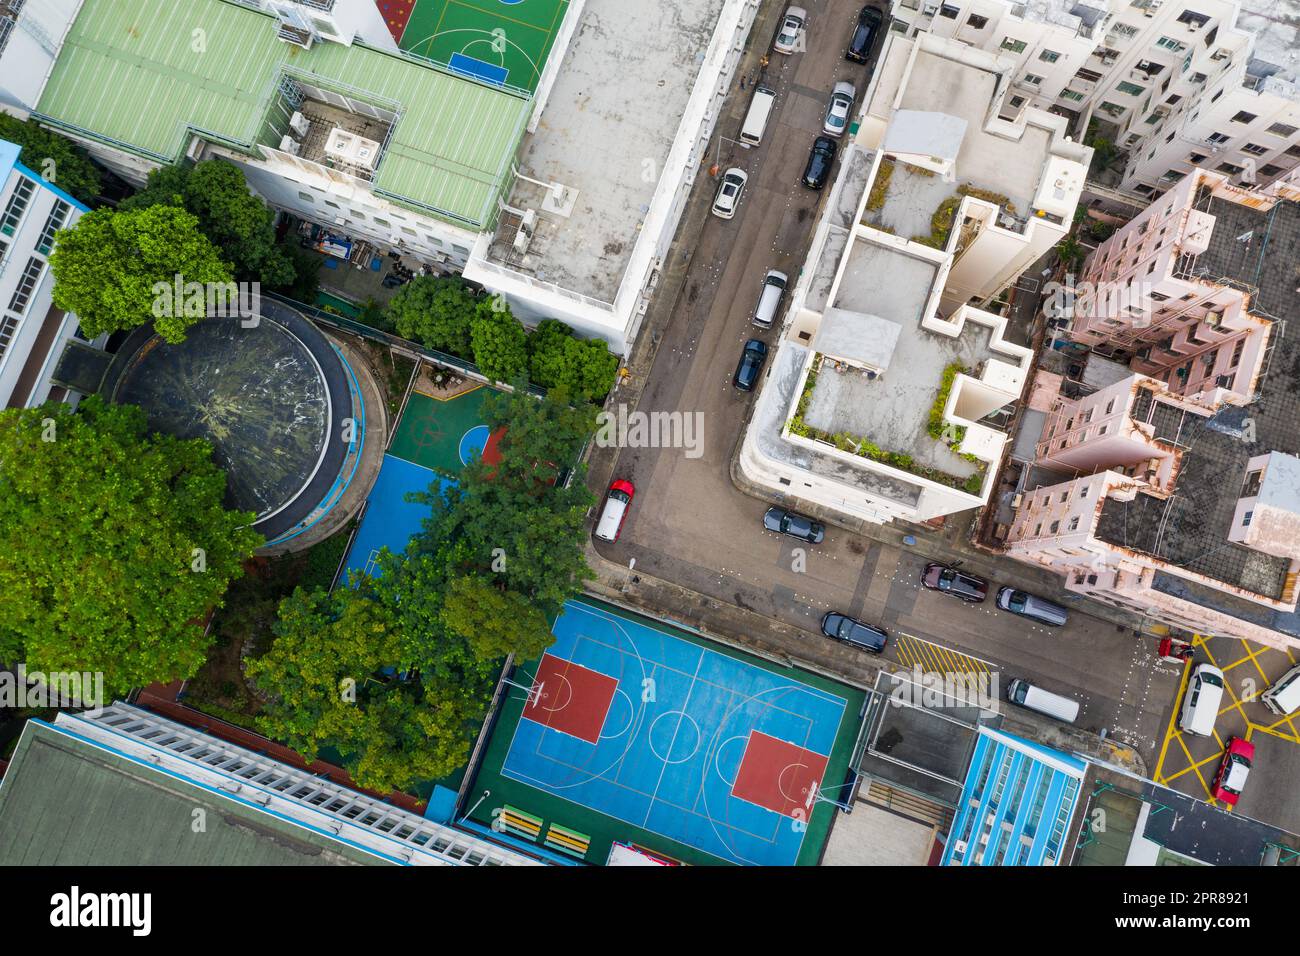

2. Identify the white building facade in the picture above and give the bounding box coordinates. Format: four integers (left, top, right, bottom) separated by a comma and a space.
888, 0, 1300, 197
0, 137, 97, 408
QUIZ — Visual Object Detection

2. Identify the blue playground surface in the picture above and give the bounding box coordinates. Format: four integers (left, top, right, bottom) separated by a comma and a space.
339, 390, 494, 583
340, 454, 446, 581
448, 52, 510, 86
497, 601, 855, 866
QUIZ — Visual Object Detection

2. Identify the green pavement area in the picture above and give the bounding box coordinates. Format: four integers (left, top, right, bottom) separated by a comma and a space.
400, 0, 570, 93
388, 386, 491, 474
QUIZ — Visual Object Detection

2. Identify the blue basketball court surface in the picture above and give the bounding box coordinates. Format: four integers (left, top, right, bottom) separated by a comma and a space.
493, 600, 859, 866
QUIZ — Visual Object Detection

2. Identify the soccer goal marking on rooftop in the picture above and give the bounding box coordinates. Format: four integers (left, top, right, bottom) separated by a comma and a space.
398, 0, 569, 93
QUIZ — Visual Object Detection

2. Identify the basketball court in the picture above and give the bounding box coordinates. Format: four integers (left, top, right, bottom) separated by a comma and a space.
378, 0, 570, 94
340, 385, 504, 581
470, 599, 867, 866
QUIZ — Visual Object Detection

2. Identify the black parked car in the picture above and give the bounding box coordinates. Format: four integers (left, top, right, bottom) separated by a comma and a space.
733, 338, 768, 391
802, 136, 837, 189
846, 6, 883, 63
821, 611, 887, 652
763, 507, 825, 543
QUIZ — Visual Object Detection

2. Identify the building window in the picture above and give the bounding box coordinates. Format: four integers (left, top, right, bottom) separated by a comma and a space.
1098, 101, 1126, 118
1080, 485, 1090, 498
1241, 142, 1269, 155
297, 191, 314, 202
1022, 73, 1043, 85
1060, 89, 1085, 102
1155, 36, 1186, 52
1176, 10, 1210, 27
35, 200, 71, 256
8, 256, 44, 315
1206, 131, 1231, 145
1216, 162, 1244, 175
0, 315, 18, 360
1259, 164, 1284, 177
1001, 37, 1027, 53
0, 176, 35, 237
1068, 516, 1080, 531
939, 3, 960, 18
1117, 81, 1145, 95
966, 13, 989, 28
1231, 110, 1257, 124
1010, 95, 1026, 107
1242, 510, 1252, 527
1266, 122, 1298, 137
1112, 22, 1139, 37
1050, 520, 1060, 534
1039, 49, 1060, 63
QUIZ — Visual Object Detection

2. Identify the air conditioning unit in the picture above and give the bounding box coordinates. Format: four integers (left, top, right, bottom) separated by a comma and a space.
1012, 493, 1024, 508
289, 111, 310, 137
1187, 21, 1201, 31
278, 135, 300, 155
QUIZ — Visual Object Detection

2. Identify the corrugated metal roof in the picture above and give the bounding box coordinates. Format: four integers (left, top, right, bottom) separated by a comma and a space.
34, 0, 529, 226
0, 721, 381, 865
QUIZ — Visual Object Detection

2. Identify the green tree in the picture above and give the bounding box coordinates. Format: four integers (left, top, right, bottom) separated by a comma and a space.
249, 585, 484, 790
0, 114, 102, 206
469, 300, 529, 384
440, 573, 554, 662
49, 204, 234, 342
528, 319, 618, 401
121, 159, 294, 287
389, 276, 481, 356
0, 399, 261, 695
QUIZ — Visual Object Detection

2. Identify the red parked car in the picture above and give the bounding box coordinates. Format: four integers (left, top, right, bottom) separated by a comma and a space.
1211, 737, 1254, 807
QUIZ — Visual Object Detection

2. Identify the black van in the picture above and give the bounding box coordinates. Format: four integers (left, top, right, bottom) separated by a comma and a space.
821, 611, 887, 652
996, 587, 1068, 626
846, 6, 883, 63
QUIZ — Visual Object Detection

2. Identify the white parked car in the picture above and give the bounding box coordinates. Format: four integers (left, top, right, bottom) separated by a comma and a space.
823, 81, 856, 137
773, 6, 807, 54
711, 167, 748, 220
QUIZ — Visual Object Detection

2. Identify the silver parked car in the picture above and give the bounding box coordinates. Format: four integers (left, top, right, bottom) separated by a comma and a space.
773, 6, 807, 54
823, 81, 856, 137
711, 167, 748, 220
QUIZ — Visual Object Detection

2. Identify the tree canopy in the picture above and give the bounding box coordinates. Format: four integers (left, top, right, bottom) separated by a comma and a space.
389, 275, 481, 357
0, 114, 102, 206
469, 300, 530, 384
49, 204, 235, 343
120, 159, 294, 287
527, 318, 619, 401
248, 387, 598, 794
0, 399, 261, 696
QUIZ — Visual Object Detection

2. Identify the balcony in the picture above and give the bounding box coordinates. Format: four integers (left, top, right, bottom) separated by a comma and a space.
277, 21, 314, 49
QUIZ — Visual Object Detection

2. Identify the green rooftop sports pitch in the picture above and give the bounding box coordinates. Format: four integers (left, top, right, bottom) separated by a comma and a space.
393, 0, 570, 94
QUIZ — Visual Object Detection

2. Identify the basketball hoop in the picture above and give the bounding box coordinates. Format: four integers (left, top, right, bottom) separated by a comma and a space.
502, 675, 543, 706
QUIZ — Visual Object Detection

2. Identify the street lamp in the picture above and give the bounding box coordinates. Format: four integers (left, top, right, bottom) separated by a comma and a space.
710, 135, 749, 176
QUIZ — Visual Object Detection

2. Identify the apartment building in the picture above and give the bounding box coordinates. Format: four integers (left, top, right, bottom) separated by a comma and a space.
887, 0, 1300, 197
1069, 167, 1272, 406
0, 137, 100, 408
1003, 188, 1300, 647
739, 32, 1090, 526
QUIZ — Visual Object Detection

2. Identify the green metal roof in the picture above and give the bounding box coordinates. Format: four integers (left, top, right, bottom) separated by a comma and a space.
35, 0, 530, 227
0, 720, 385, 865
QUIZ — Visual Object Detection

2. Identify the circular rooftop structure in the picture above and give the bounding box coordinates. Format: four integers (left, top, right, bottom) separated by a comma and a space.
105, 300, 364, 546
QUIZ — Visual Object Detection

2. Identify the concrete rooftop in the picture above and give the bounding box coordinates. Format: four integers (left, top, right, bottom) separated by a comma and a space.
802, 237, 988, 479
897, 49, 1053, 218
752, 343, 925, 509
486, 0, 726, 302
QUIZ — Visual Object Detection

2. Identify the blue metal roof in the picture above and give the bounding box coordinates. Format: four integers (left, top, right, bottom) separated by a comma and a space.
941, 728, 1085, 866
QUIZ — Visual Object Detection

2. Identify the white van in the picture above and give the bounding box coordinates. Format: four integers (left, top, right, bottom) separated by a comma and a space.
740, 85, 777, 146
1261, 664, 1300, 716
594, 479, 635, 543
1179, 663, 1224, 736
752, 270, 788, 328
1006, 678, 1079, 724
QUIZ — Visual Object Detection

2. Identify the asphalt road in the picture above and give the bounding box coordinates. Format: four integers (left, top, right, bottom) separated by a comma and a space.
591, 0, 1179, 766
